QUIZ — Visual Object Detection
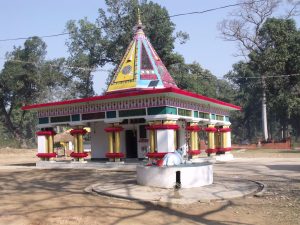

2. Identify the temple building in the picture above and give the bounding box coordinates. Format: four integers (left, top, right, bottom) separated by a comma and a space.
22, 14, 240, 163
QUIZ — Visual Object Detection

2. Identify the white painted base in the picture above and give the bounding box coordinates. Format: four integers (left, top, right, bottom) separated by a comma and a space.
136, 163, 213, 188
106, 161, 125, 165
215, 152, 234, 162
190, 157, 216, 164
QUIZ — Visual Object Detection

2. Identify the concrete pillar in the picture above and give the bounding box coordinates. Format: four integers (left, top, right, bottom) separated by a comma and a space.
104, 124, 124, 162
186, 122, 201, 158
205, 124, 217, 156
220, 126, 232, 153
70, 127, 88, 162
146, 120, 179, 160
36, 129, 57, 161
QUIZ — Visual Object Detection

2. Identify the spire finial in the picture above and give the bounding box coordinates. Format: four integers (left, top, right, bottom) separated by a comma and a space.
137, 8, 142, 27
134, 7, 144, 34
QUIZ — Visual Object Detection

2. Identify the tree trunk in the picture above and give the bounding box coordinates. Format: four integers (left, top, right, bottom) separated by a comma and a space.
261, 76, 268, 141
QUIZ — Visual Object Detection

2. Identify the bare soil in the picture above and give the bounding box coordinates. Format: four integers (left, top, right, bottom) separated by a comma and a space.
0, 148, 299, 225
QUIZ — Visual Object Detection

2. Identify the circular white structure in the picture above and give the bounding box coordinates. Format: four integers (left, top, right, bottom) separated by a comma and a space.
136, 162, 213, 189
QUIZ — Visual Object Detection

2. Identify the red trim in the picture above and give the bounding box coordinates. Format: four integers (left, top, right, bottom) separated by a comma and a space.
22, 87, 241, 111
70, 129, 87, 136
217, 147, 232, 152
205, 127, 218, 132
104, 127, 124, 132
146, 152, 168, 159
36, 153, 57, 158
186, 126, 201, 131
70, 152, 88, 158
105, 152, 125, 158
219, 128, 231, 132
36, 131, 56, 136
146, 124, 179, 130
187, 150, 201, 155
205, 148, 217, 154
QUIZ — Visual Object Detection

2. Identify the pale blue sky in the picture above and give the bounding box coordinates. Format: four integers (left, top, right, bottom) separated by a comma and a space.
0, 1, 299, 94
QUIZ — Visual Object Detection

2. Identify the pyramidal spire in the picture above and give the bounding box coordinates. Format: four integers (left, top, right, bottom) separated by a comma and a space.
106, 8, 178, 93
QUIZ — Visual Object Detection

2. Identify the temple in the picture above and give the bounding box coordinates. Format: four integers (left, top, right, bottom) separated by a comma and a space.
22, 13, 240, 163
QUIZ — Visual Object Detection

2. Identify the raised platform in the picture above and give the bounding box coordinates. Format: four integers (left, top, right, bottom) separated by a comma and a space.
90, 176, 259, 204
137, 162, 213, 188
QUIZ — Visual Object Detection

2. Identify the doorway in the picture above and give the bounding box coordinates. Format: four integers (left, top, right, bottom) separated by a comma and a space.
125, 130, 138, 158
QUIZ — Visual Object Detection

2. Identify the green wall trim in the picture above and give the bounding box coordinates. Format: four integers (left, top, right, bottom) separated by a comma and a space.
119, 108, 146, 117
194, 111, 199, 118
178, 108, 192, 117
82, 112, 105, 120
71, 114, 80, 121
147, 106, 177, 115
38, 117, 49, 124
107, 111, 117, 118
50, 116, 70, 123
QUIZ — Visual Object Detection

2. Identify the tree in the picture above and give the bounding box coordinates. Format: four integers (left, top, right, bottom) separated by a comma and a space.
0, 37, 70, 146
225, 18, 300, 142
219, 0, 299, 141
65, 0, 189, 94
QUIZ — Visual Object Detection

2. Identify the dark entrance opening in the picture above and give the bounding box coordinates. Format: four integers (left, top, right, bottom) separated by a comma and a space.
125, 130, 138, 158
175, 171, 181, 189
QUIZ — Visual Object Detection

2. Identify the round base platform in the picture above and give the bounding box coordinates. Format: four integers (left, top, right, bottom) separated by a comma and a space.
137, 162, 213, 188
90, 177, 259, 204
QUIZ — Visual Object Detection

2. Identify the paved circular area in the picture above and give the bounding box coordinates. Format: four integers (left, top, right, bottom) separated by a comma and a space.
89, 176, 259, 204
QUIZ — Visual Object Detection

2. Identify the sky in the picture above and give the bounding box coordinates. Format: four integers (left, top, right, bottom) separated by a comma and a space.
0, 1, 299, 94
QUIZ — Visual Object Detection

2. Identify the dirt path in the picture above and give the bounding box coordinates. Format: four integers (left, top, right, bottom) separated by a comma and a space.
0, 149, 299, 225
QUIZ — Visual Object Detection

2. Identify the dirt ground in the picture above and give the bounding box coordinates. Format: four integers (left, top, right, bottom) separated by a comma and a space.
0, 148, 299, 225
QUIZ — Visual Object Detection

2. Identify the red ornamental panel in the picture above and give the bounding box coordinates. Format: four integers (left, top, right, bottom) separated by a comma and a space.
205, 127, 218, 132
146, 152, 168, 159
104, 127, 124, 132
217, 147, 232, 152
36, 131, 56, 136
70, 152, 88, 158
219, 128, 231, 133
105, 152, 125, 158
36, 153, 57, 158
70, 129, 87, 136
205, 148, 217, 154
186, 125, 201, 132
187, 150, 201, 155
146, 124, 179, 130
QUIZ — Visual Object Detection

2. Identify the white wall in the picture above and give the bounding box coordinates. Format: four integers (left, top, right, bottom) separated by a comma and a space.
91, 121, 108, 158
157, 130, 175, 153
37, 136, 47, 153
90, 122, 149, 159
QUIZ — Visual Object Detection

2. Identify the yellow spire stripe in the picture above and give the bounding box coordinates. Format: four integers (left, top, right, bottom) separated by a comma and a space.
114, 40, 136, 82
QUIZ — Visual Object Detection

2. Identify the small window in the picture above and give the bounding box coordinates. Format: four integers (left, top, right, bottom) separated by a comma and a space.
139, 125, 147, 138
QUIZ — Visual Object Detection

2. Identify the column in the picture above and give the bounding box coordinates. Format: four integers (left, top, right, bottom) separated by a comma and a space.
146, 121, 179, 160
36, 129, 57, 161
215, 127, 222, 154
70, 127, 88, 162
105, 124, 124, 162
205, 124, 217, 156
219, 126, 232, 153
186, 122, 201, 158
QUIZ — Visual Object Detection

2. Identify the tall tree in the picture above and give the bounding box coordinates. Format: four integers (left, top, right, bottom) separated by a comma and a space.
219, 0, 299, 141
0, 37, 69, 146
225, 18, 300, 142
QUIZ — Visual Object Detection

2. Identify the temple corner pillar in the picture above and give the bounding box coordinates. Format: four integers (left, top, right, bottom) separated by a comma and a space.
205, 124, 217, 157
104, 124, 124, 162
36, 128, 57, 161
70, 127, 88, 162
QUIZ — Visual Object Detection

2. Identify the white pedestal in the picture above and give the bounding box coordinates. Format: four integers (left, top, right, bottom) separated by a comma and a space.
137, 163, 213, 188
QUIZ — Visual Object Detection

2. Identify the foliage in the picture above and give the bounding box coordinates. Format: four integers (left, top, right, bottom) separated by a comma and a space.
0, 37, 71, 147
226, 18, 300, 142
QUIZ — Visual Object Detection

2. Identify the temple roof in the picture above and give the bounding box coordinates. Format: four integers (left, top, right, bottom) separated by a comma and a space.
106, 12, 177, 93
